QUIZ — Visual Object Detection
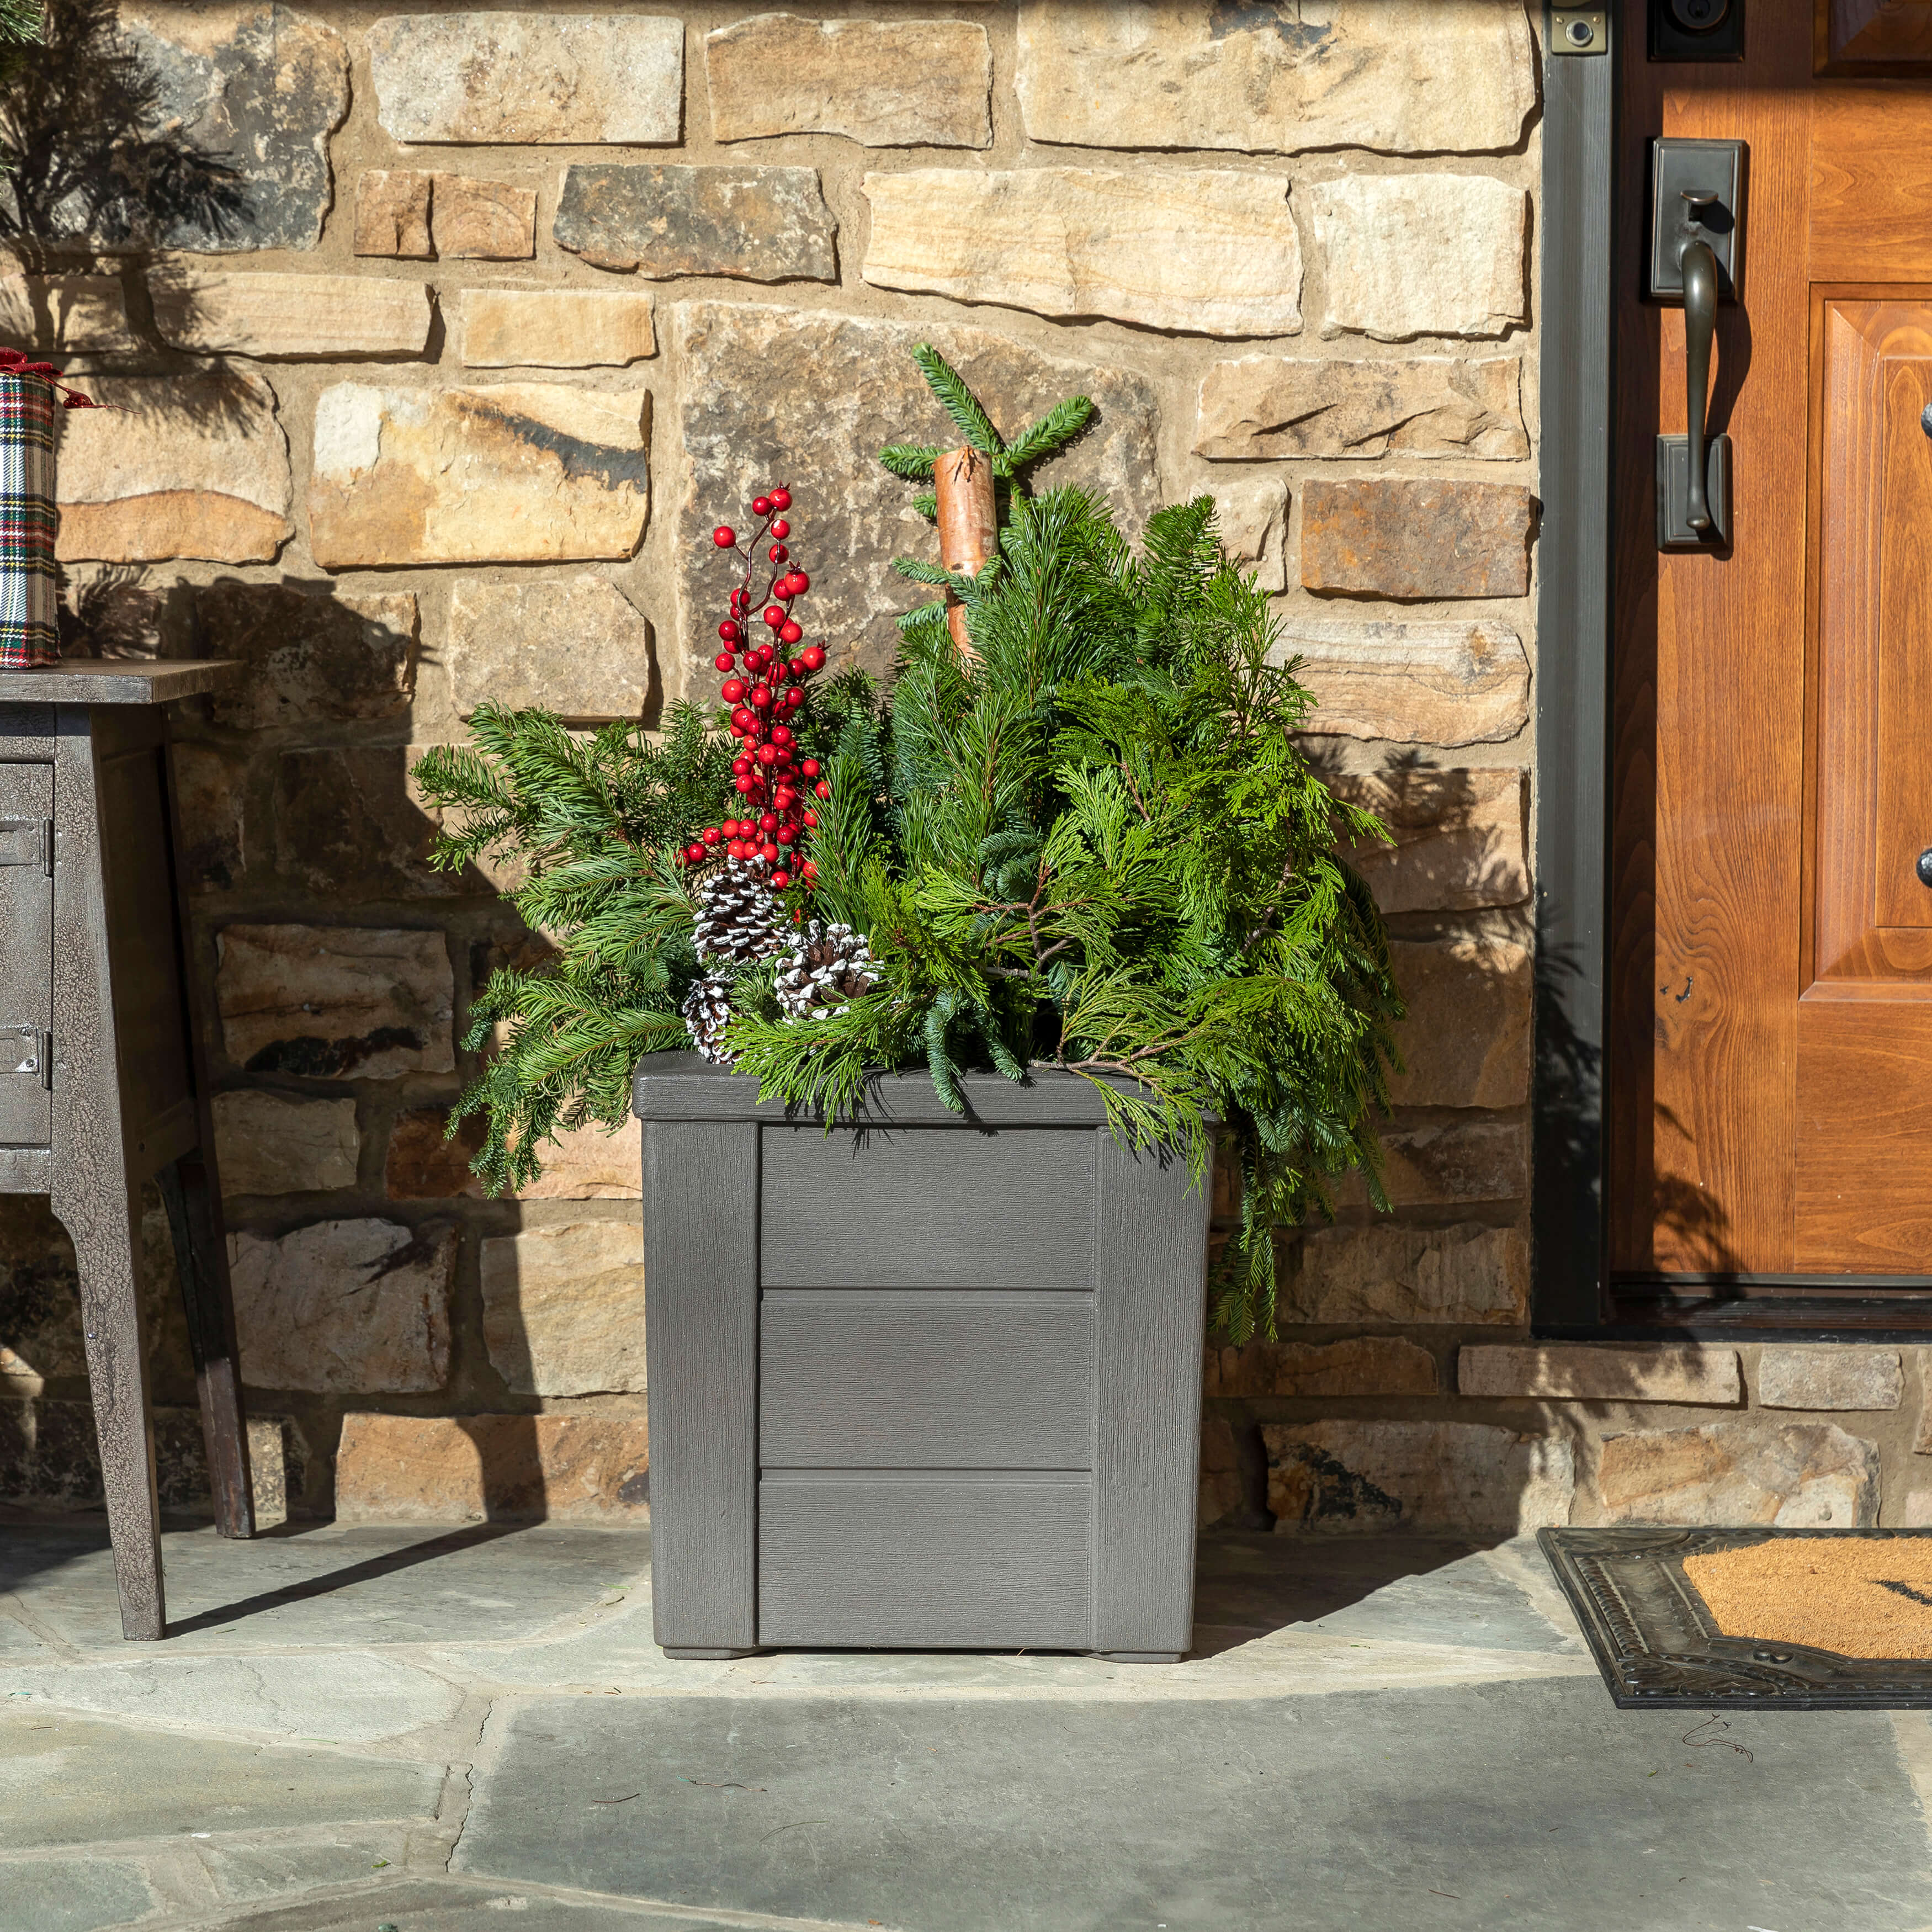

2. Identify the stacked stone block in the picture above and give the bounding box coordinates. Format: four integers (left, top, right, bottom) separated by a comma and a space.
0, 0, 1899, 1539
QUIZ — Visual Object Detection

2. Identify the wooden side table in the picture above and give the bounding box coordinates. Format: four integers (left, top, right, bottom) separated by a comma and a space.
0, 661, 254, 1639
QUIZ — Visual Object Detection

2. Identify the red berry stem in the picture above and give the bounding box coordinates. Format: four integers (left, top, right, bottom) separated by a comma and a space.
685, 484, 825, 892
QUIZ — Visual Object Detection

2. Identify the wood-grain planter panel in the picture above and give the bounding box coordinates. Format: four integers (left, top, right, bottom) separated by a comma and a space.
634, 1055, 1209, 1661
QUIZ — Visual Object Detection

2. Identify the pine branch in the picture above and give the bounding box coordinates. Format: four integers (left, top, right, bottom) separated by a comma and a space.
878, 443, 943, 481
996, 395, 1095, 474
912, 344, 1004, 457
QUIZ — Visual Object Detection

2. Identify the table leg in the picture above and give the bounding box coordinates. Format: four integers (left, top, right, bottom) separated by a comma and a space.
157, 1154, 255, 1540
51, 1171, 165, 1640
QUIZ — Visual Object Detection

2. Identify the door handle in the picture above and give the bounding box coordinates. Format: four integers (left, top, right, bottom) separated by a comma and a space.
1650, 140, 1744, 550
1679, 196, 1719, 534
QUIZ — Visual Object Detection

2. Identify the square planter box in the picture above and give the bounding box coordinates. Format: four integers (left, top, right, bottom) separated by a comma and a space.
633, 1053, 1210, 1660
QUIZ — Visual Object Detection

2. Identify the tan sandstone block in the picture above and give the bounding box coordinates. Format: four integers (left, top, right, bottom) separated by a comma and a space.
1016, 0, 1536, 157
150, 270, 431, 357
0, 275, 135, 354
1199, 1414, 1241, 1529
446, 577, 652, 720
1313, 174, 1528, 342
1266, 1420, 1573, 1535
520, 1117, 643, 1201
197, 586, 417, 730
216, 924, 453, 1079
431, 175, 535, 259
230, 1218, 455, 1394
1388, 936, 1531, 1108
1363, 1121, 1527, 1208
708, 14, 991, 147
1758, 1347, 1903, 1411
555, 164, 837, 282
273, 747, 457, 903
1212, 476, 1287, 592
1598, 1419, 1880, 1527
1460, 1344, 1741, 1405
368, 12, 683, 145
119, 5, 348, 252
169, 741, 245, 893
1196, 357, 1527, 462
674, 302, 1160, 678
1302, 480, 1533, 599
480, 1220, 646, 1398
384, 1107, 485, 1201
458, 289, 655, 369
308, 384, 649, 568
57, 371, 291, 564
1286, 1223, 1528, 1326
861, 167, 1302, 338
1273, 1337, 1437, 1397
211, 1091, 359, 1197
354, 169, 432, 257
1334, 767, 1527, 913
335, 1412, 650, 1524
1273, 618, 1530, 747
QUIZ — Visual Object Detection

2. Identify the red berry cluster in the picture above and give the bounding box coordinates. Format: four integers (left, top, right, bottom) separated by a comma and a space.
681, 484, 834, 891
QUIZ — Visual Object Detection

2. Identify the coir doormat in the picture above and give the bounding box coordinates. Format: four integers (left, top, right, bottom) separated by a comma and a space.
1540, 1527, 1932, 1709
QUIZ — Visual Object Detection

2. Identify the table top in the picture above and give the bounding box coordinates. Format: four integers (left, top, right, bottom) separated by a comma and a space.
0, 660, 243, 705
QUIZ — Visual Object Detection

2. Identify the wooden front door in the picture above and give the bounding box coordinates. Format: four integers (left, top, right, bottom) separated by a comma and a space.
1611, 3, 1932, 1287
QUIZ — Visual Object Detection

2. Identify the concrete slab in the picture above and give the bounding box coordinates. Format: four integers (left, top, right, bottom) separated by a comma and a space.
0, 1706, 442, 1850
0, 1520, 650, 1653
454, 1684, 1932, 1932
0, 1858, 158, 1931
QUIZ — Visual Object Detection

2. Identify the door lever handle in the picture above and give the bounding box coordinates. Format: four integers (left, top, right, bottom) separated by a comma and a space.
1680, 231, 1718, 534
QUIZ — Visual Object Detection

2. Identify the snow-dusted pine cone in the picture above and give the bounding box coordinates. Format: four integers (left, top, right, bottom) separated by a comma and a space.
682, 970, 738, 1064
692, 856, 785, 964
776, 921, 878, 1021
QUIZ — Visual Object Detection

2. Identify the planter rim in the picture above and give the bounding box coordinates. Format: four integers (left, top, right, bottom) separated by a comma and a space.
632, 1050, 1176, 1128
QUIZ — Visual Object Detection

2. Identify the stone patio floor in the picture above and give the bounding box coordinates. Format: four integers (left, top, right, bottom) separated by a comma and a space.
4, 1514, 1932, 1931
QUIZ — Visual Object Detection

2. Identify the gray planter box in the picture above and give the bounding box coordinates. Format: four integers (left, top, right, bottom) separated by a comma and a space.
633, 1053, 1210, 1660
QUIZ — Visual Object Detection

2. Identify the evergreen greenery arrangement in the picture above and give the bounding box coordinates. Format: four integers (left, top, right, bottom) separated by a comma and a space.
412, 348, 1403, 1341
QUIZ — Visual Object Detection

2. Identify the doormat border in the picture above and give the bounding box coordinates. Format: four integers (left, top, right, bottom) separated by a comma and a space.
1540, 1526, 1932, 1710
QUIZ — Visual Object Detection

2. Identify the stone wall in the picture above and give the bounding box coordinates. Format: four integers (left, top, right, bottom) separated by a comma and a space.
0, 0, 1891, 1538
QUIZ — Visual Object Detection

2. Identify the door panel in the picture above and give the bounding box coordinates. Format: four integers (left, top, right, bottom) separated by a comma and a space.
0, 762, 52, 1148
1814, 300, 1932, 972
1611, 20, 1932, 1286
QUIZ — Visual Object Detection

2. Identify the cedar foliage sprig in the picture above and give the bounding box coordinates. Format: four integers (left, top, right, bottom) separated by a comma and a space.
411, 351, 1402, 1342
411, 703, 731, 1193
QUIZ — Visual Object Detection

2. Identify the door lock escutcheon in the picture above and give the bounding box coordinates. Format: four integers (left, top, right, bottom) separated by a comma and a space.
1651, 137, 1745, 550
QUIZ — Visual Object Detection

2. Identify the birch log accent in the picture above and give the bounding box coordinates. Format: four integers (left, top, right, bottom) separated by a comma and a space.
933, 445, 996, 657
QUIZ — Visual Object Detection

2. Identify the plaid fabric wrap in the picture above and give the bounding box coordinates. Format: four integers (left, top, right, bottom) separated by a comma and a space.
0, 373, 59, 670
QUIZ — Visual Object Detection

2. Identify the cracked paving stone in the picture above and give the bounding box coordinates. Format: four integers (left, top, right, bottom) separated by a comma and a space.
1, 1649, 464, 1745
452, 1686, 1932, 1932
194, 1823, 417, 1903
0, 1706, 440, 1850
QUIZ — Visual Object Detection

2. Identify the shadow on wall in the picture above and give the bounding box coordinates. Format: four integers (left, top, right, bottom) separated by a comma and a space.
2, 562, 658, 1538
1198, 739, 1769, 1570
